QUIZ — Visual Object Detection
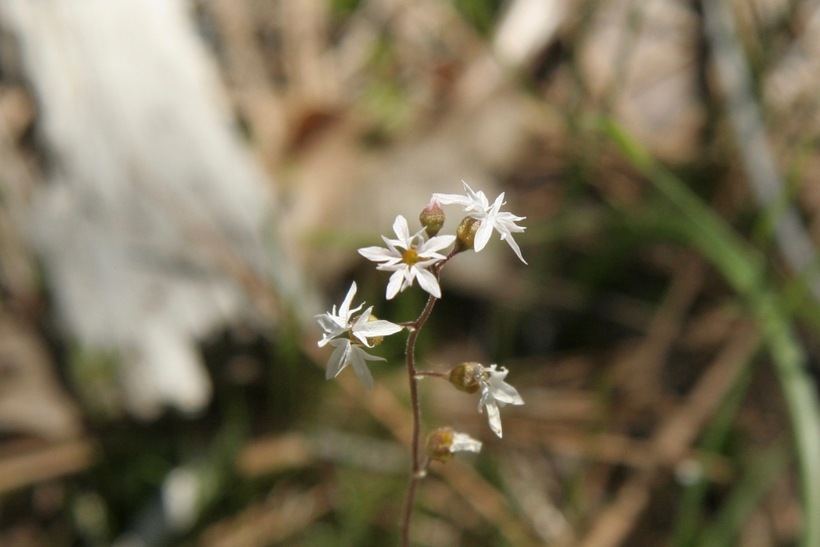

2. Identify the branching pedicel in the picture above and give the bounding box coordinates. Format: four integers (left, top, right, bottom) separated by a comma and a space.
315, 181, 526, 545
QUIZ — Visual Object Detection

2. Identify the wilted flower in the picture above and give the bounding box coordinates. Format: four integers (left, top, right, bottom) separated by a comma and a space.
426, 427, 483, 462
316, 282, 402, 389
434, 181, 527, 264
473, 364, 524, 437
358, 215, 455, 299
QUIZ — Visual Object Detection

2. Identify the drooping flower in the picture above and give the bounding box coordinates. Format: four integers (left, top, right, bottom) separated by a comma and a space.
315, 282, 402, 389
473, 364, 524, 438
433, 181, 527, 264
426, 427, 483, 462
358, 215, 456, 299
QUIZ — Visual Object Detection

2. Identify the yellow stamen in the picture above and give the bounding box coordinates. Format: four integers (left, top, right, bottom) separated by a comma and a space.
402, 248, 419, 265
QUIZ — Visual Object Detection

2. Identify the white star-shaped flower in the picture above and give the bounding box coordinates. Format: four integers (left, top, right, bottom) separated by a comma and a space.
315, 282, 402, 389
474, 364, 525, 438
433, 181, 527, 264
358, 215, 456, 300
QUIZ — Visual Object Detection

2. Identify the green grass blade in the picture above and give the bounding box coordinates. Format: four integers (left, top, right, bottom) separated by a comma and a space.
601, 117, 820, 547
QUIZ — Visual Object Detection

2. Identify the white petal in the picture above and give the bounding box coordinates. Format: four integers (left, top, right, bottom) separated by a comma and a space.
414, 267, 442, 298
392, 215, 411, 244
349, 347, 376, 390
386, 269, 405, 299
450, 432, 483, 454
491, 383, 524, 405
350, 307, 374, 345
473, 220, 493, 252
463, 182, 489, 209
325, 340, 351, 379
489, 192, 505, 216
432, 193, 472, 207
483, 399, 503, 437
315, 313, 342, 332
339, 282, 358, 318
352, 310, 403, 346
415, 256, 445, 269
421, 234, 456, 254
315, 315, 345, 345
359, 246, 396, 262
503, 233, 527, 264
496, 211, 527, 229
375, 260, 404, 271
486, 366, 525, 404
356, 319, 403, 338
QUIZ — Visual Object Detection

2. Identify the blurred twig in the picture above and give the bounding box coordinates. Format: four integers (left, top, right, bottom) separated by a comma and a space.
200, 485, 331, 546
0, 438, 95, 495
698, 441, 791, 547
579, 321, 760, 547
0, 87, 39, 304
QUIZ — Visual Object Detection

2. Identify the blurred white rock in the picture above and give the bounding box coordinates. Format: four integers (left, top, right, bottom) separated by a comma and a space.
0, 0, 279, 418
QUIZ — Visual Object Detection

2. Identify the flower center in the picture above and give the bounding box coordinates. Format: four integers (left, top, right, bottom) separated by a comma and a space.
402, 247, 420, 265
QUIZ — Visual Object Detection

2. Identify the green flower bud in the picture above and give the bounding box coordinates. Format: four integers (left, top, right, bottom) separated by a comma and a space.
419, 199, 445, 238
448, 361, 481, 393
454, 217, 480, 253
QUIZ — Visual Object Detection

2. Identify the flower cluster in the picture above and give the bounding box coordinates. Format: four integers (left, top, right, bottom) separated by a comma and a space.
315, 181, 527, 461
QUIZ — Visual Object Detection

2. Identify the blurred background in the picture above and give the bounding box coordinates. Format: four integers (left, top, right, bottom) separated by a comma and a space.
1, 0, 820, 545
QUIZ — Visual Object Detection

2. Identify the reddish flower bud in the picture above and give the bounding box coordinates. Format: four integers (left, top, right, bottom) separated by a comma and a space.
419, 198, 445, 238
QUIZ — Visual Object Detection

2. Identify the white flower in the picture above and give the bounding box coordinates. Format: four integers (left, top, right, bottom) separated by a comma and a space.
358, 215, 456, 300
315, 282, 402, 389
474, 364, 525, 438
434, 181, 527, 264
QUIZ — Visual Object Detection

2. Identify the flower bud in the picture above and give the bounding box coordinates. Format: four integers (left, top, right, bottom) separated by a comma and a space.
454, 217, 480, 253
419, 198, 445, 238
448, 361, 481, 393
426, 427, 483, 463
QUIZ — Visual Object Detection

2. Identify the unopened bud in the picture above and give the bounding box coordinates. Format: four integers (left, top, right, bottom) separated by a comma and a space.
419, 198, 445, 238
448, 362, 481, 393
454, 217, 480, 253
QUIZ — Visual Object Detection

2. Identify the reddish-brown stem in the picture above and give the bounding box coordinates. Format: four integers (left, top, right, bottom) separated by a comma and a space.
400, 250, 457, 546
414, 370, 449, 379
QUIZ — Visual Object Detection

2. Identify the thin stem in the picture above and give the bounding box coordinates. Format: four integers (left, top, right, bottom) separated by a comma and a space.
414, 370, 449, 379
400, 251, 457, 547
400, 291, 438, 546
